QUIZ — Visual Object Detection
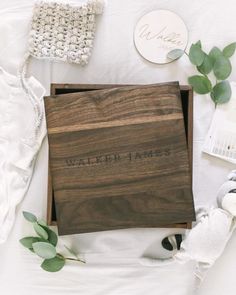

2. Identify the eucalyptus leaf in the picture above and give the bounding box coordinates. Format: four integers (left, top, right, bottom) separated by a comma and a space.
41, 256, 65, 272
197, 54, 213, 74
33, 223, 48, 240
33, 242, 57, 259
223, 42, 236, 58
195, 40, 202, 48
211, 80, 231, 104
20, 211, 85, 272
209, 47, 222, 64
188, 75, 212, 94
20, 237, 41, 249
189, 44, 205, 66
213, 55, 232, 80
167, 49, 185, 60
42, 226, 58, 247
38, 219, 47, 227
47, 229, 58, 247
23, 211, 37, 223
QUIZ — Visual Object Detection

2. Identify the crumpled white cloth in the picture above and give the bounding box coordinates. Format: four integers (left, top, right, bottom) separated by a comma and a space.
175, 207, 236, 280
140, 171, 236, 284
140, 206, 236, 283
0, 66, 46, 243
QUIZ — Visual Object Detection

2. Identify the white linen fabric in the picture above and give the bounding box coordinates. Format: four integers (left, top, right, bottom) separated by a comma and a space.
140, 205, 236, 283
0, 66, 45, 243
0, 0, 236, 295
175, 208, 235, 281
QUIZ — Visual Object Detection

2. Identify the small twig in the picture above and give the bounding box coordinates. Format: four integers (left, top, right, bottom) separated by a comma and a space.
57, 253, 85, 263
56, 253, 65, 260
65, 257, 86, 264
184, 51, 189, 57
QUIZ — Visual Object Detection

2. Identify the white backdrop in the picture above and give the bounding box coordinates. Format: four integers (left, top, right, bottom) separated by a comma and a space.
0, 0, 236, 294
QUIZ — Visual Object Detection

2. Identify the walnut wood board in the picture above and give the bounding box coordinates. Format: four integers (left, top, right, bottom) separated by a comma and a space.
47, 84, 193, 229
45, 82, 195, 235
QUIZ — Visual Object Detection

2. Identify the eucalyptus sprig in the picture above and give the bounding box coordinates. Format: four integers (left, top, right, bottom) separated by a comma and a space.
168, 41, 236, 106
20, 211, 85, 272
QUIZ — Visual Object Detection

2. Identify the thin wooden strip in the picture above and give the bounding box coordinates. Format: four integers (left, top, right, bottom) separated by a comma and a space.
47, 113, 183, 134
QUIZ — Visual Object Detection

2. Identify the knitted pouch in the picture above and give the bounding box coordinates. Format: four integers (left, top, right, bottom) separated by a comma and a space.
28, 0, 104, 65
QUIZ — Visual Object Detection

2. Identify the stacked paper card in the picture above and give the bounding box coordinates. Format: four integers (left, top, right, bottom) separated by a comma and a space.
203, 82, 236, 164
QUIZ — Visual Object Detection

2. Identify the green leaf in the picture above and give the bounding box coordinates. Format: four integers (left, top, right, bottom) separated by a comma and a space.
211, 80, 232, 104
41, 256, 65, 272
23, 211, 37, 223
38, 219, 47, 227
42, 226, 58, 247
213, 55, 232, 80
188, 75, 212, 94
47, 229, 58, 247
32, 242, 57, 259
167, 49, 185, 60
33, 223, 48, 240
20, 237, 41, 249
209, 47, 222, 64
195, 40, 202, 48
223, 42, 236, 58
35, 221, 58, 246
189, 44, 205, 66
197, 54, 213, 74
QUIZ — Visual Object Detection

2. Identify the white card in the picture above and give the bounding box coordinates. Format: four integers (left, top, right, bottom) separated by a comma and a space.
203, 82, 236, 163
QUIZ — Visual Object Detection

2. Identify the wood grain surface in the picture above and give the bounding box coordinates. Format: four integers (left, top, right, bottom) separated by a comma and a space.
45, 82, 195, 235
47, 84, 193, 229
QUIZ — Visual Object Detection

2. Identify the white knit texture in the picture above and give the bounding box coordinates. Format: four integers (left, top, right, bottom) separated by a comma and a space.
28, 0, 104, 65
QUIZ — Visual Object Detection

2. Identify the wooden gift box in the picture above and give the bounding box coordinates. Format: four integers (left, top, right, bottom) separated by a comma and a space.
46, 83, 194, 233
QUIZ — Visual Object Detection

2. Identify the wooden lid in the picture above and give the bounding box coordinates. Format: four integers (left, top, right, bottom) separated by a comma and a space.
44, 82, 195, 235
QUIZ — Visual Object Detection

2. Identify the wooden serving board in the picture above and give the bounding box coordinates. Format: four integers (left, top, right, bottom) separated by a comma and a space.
45, 82, 195, 235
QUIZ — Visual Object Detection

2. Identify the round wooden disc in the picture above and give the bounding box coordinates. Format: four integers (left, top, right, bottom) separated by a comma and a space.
134, 10, 188, 64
